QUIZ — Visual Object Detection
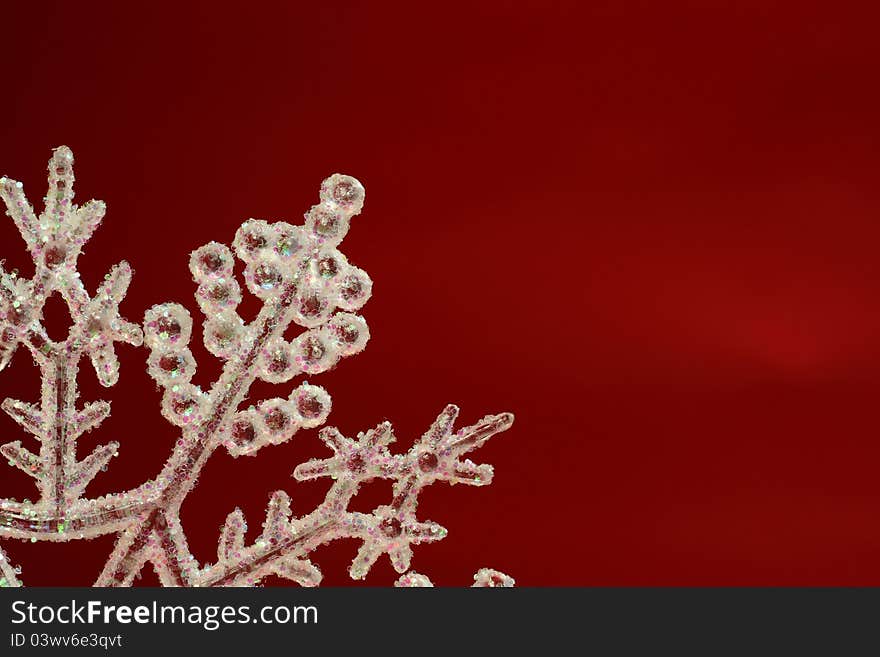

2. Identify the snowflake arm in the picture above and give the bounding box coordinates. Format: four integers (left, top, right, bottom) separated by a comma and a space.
188, 407, 512, 587
0, 148, 143, 538
347, 506, 448, 578
95, 174, 373, 586
295, 406, 514, 581
293, 421, 398, 483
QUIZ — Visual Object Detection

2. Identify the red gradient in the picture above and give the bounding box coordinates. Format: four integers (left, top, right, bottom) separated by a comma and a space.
2, 1, 880, 585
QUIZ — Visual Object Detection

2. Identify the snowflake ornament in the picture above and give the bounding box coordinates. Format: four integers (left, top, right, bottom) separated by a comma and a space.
0, 148, 515, 587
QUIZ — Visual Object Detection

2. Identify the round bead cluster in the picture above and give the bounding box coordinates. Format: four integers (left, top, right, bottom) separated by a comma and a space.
189, 242, 242, 315
142, 174, 373, 456
203, 309, 247, 359
261, 312, 369, 381
222, 383, 331, 457
144, 303, 206, 427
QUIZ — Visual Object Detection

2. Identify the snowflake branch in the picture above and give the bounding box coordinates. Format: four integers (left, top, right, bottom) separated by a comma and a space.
96, 173, 372, 585
0, 146, 141, 536
192, 406, 514, 587
0, 148, 142, 536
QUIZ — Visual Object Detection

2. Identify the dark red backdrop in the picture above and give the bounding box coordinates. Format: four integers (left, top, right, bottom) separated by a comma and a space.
2, 1, 880, 585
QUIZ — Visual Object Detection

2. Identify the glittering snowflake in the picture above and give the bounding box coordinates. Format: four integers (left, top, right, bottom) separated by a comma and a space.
0, 147, 514, 587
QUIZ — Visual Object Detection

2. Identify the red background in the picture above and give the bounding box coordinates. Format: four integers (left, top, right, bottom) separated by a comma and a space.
2, 1, 880, 586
